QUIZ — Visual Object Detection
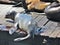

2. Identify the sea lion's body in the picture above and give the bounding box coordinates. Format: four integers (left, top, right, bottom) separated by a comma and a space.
44, 2, 60, 21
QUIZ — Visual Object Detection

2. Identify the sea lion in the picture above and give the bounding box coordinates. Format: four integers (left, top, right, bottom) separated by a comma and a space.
44, 2, 60, 21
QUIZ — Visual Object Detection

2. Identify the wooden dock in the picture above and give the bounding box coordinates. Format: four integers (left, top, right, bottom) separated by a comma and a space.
0, 4, 60, 45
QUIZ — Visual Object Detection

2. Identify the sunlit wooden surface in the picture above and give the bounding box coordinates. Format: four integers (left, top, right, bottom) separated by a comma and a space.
0, 4, 60, 45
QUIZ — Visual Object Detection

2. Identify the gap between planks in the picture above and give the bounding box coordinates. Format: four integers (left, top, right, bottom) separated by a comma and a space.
40, 21, 58, 37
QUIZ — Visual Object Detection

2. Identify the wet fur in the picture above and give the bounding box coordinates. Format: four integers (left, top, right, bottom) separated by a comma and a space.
44, 2, 60, 21
26, 0, 50, 10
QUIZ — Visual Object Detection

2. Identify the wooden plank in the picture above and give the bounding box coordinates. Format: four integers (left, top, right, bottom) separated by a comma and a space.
0, 4, 25, 26
40, 21, 57, 37
31, 12, 39, 19
0, 4, 13, 16
0, 4, 13, 26
49, 27, 60, 38
57, 32, 60, 38
38, 16, 48, 27
31, 12, 45, 25
0, 0, 12, 3
34, 15, 44, 22
31, 12, 45, 19
56, 23, 60, 38
0, 4, 25, 15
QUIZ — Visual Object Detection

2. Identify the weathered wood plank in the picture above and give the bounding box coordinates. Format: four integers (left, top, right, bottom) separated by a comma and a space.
0, 4, 13, 26
49, 27, 60, 38
57, 32, 60, 38
56, 23, 60, 38
0, 4, 24, 26
40, 21, 57, 37
0, 0, 12, 3
50, 22, 60, 38
38, 16, 48, 27
31, 12, 46, 27
31, 12, 45, 19
34, 15, 44, 22
0, 4, 25, 15
31, 12, 39, 19
0, 4, 13, 15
